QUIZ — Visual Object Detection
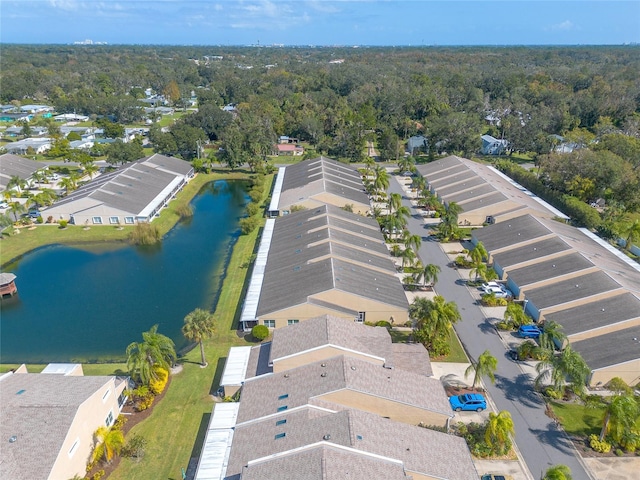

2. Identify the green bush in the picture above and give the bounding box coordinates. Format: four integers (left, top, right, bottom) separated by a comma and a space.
36, 216, 43, 224
130, 223, 161, 245
121, 434, 148, 461
615, 449, 624, 456
58, 219, 68, 228
239, 216, 260, 235
112, 414, 127, 431
252, 324, 269, 341
589, 434, 612, 453
375, 320, 392, 328
245, 202, 260, 217
495, 321, 511, 330
176, 204, 193, 219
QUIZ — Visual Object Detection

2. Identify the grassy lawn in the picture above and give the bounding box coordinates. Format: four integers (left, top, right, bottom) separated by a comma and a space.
550, 401, 604, 437
107, 177, 271, 480
0, 170, 251, 268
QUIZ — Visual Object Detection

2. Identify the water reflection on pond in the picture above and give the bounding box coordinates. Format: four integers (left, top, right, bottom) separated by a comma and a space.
0, 180, 247, 363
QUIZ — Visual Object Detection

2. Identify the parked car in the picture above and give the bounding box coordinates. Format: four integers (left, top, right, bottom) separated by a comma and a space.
28, 209, 41, 219
448, 393, 487, 412
0, 201, 8, 210
518, 325, 542, 339
480, 281, 503, 291
482, 286, 513, 298
507, 349, 520, 361
482, 474, 513, 480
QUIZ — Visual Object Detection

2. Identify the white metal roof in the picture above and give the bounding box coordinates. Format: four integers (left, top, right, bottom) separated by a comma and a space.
41, 363, 81, 375
239, 218, 275, 326
194, 402, 239, 480
487, 165, 570, 220
268, 167, 286, 213
220, 346, 253, 387
138, 176, 183, 218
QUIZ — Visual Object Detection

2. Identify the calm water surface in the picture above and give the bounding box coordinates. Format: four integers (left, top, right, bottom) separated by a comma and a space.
0, 180, 248, 363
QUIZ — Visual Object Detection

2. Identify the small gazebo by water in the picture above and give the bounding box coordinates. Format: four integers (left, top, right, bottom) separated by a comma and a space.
0, 272, 18, 298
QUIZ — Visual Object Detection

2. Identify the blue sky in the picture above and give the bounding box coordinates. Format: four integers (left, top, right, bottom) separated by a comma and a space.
1, 1, 638, 46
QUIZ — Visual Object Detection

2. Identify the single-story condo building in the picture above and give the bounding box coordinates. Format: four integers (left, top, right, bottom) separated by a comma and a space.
0, 153, 47, 192
239, 205, 409, 330
44, 154, 194, 225
0, 364, 128, 480
267, 157, 371, 216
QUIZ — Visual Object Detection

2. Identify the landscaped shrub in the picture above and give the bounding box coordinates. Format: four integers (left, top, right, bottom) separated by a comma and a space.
136, 395, 154, 411
589, 434, 612, 453
130, 223, 161, 245
58, 219, 68, 228
495, 321, 511, 330
239, 216, 260, 235
121, 434, 148, 462
480, 295, 508, 307
149, 367, 169, 395
544, 387, 563, 400
36, 216, 43, 224
245, 202, 260, 217
248, 187, 263, 203
176, 204, 193, 219
615, 449, 624, 456
251, 324, 269, 341
375, 320, 392, 328
91, 469, 105, 480
112, 414, 127, 430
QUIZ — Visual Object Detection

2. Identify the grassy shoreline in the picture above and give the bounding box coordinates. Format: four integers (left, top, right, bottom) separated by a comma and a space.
0, 169, 252, 268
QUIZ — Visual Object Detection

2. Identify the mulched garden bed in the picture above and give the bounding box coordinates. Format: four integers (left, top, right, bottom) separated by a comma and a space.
86, 376, 172, 479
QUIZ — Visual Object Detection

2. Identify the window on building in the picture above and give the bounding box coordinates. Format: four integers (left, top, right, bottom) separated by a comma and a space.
92, 216, 103, 225
124, 217, 135, 224
356, 312, 366, 323
264, 320, 275, 328
109, 216, 119, 224
105, 410, 114, 427
287, 319, 299, 325
274, 433, 286, 439
102, 389, 111, 403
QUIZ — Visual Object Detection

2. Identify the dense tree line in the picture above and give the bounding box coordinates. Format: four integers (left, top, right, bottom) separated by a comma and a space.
3, 45, 640, 214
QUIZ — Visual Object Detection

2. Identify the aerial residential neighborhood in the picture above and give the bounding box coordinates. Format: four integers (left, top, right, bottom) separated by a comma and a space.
1, 19, 640, 480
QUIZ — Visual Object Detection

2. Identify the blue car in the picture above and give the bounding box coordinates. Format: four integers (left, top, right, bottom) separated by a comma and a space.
518, 325, 542, 339
449, 393, 487, 412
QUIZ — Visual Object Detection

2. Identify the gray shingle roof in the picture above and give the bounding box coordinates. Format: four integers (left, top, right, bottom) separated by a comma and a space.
269, 315, 394, 366
571, 324, 640, 371
0, 153, 43, 189
492, 237, 572, 269
439, 182, 495, 202
456, 191, 509, 212
240, 443, 411, 480
523, 271, 623, 310
227, 408, 476, 480
431, 173, 485, 194
0, 373, 114, 480
415, 155, 466, 179
256, 207, 406, 317
278, 157, 369, 209
544, 292, 640, 337
237, 355, 451, 424
472, 214, 550, 251
506, 252, 595, 287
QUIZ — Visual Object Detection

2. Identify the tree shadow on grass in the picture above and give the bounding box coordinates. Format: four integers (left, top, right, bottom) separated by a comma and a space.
209, 356, 227, 397
177, 412, 212, 480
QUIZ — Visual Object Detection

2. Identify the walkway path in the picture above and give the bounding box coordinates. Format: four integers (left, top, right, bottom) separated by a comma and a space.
389, 174, 594, 480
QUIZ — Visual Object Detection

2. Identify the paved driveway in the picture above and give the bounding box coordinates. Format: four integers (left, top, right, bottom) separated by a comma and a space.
389, 175, 594, 480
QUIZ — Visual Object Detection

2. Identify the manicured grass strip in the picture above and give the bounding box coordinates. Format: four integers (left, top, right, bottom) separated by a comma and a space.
550, 401, 604, 437
441, 330, 469, 363
108, 176, 272, 480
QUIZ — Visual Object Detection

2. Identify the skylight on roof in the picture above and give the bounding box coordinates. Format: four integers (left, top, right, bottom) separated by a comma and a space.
278, 394, 289, 400
277, 405, 288, 412
16, 389, 26, 395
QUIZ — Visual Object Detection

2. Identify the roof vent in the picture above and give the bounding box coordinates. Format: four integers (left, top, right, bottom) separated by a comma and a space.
350, 366, 356, 371
321, 363, 326, 367
9, 436, 17, 443
321, 372, 327, 377
284, 374, 290, 378
323, 434, 331, 440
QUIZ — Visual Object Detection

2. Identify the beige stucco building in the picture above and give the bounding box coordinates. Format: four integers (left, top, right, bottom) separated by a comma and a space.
0, 364, 128, 480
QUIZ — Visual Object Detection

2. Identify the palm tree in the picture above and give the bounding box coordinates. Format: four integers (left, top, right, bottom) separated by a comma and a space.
91, 426, 125, 464
410, 295, 461, 340
403, 231, 422, 252
84, 162, 99, 179
535, 346, 590, 394
126, 324, 176, 385
373, 166, 389, 195
465, 350, 498, 389
400, 247, 417, 268
542, 465, 572, 480
539, 320, 567, 351
598, 394, 639, 443
397, 156, 415, 174
8, 201, 26, 222
469, 241, 488, 264
504, 303, 530, 328
414, 263, 441, 289
387, 192, 402, 214
59, 176, 77, 194
619, 218, 640, 252
469, 262, 489, 282
484, 410, 515, 455
7, 175, 28, 194
411, 175, 426, 192
182, 308, 216, 367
